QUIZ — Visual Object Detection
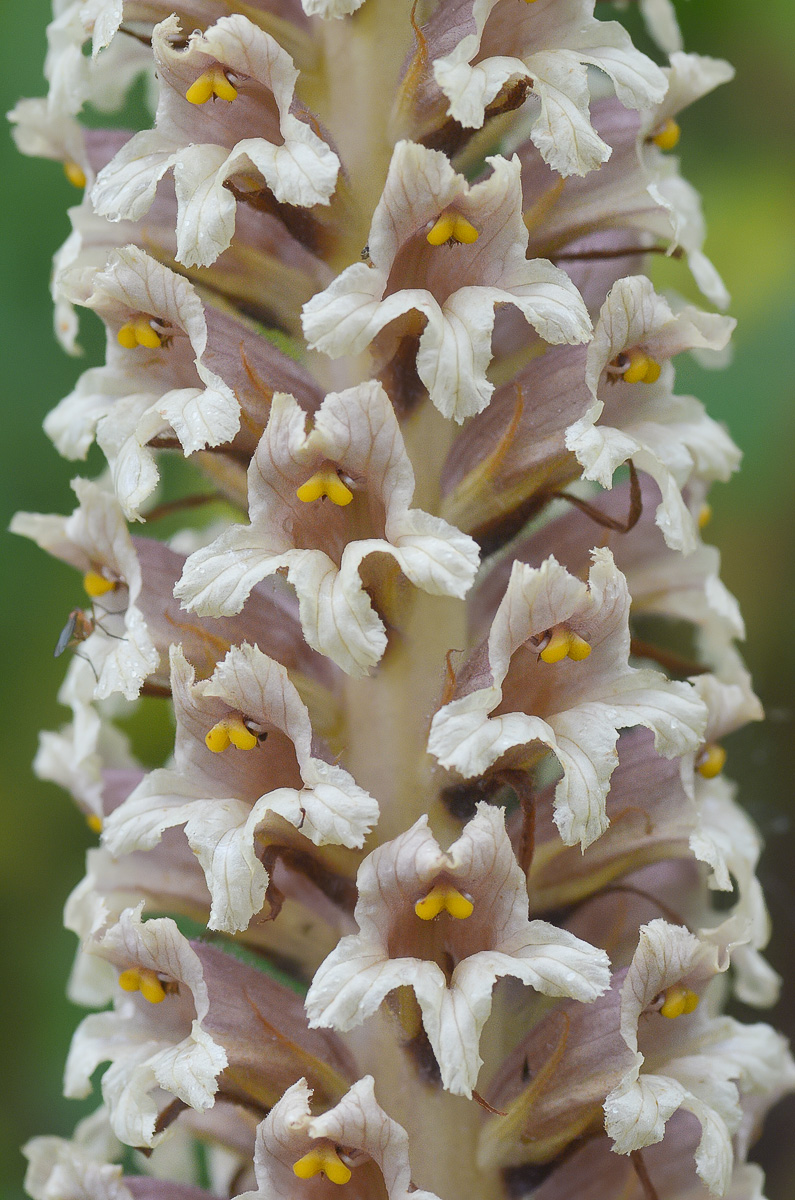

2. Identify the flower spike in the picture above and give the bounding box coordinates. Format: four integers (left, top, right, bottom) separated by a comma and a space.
11, 5, 794, 1200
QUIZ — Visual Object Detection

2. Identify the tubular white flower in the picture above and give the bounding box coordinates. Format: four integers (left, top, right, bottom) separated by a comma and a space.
430, 0, 666, 173
12, 4, 792, 1199
64, 905, 228, 1148
238, 1076, 441, 1200
23, 1138, 131, 1200
91, 15, 340, 267
306, 805, 610, 1096
102, 643, 379, 932
604, 920, 795, 1194
516, 90, 729, 311
692, 773, 779, 1008
302, 143, 591, 422
430, 550, 707, 848
35, 710, 138, 844
43, 246, 240, 516
175, 380, 480, 674
566, 276, 740, 553
43, 0, 152, 118
643, 53, 736, 309
11, 477, 158, 699
469, 475, 748, 657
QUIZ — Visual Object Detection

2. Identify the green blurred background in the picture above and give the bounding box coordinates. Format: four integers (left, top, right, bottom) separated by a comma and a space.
1, 2, 793, 1197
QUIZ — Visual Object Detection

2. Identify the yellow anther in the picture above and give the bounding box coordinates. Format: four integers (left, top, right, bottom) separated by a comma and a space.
205, 717, 258, 753
539, 628, 572, 664
138, 972, 168, 1004
228, 721, 259, 750
117, 317, 162, 350
539, 628, 591, 664
296, 470, 354, 506
622, 350, 661, 384
660, 984, 699, 1019
293, 1147, 352, 1185
86, 813, 103, 834
697, 743, 726, 779
427, 214, 455, 245
64, 161, 87, 189
116, 324, 139, 349
118, 967, 166, 1004
415, 883, 474, 921
698, 502, 713, 529
83, 570, 116, 598
566, 632, 592, 661
451, 214, 479, 244
205, 722, 231, 753
652, 118, 681, 152
186, 67, 238, 106
427, 212, 479, 246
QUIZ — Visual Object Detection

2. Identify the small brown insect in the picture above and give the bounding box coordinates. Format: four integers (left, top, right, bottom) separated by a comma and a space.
54, 608, 95, 658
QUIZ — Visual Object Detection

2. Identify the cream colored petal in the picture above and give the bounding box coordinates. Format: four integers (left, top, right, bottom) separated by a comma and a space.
243, 1076, 440, 1200
605, 1068, 687, 1155
91, 130, 178, 224
92, 15, 339, 266
431, 552, 706, 846
526, 50, 612, 176
303, 147, 589, 420
306, 944, 433, 1032
171, 143, 238, 269
104, 645, 377, 930
11, 479, 158, 699
23, 1136, 131, 1200
432, 0, 665, 172
417, 265, 590, 423
635, 0, 683, 53
64, 906, 227, 1146
177, 382, 478, 670
567, 390, 740, 554
649, 52, 736, 132
585, 277, 735, 398
424, 930, 610, 1095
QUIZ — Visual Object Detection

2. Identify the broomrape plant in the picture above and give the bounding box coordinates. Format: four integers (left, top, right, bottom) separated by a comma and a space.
10, 2, 794, 1199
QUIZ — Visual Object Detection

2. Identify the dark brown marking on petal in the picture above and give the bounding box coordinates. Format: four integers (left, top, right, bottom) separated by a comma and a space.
403, 1020, 443, 1086
629, 638, 709, 679
143, 492, 223, 523
260, 844, 358, 915
553, 460, 643, 534
630, 1149, 661, 1200
552, 244, 683, 263
118, 24, 154, 48
223, 180, 326, 256
472, 1089, 507, 1116
377, 333, 426, 419
439, 773, 517, 822
139, 680, 173, 699
420, 79, 532, 157
149, 1097, 188, 1145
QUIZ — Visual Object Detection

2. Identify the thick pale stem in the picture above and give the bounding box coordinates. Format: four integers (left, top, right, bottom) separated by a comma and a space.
344, 400, 468, 844
303, 0, 416, 268
348, 1012, 506, 1200
344, 587, 466, 844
